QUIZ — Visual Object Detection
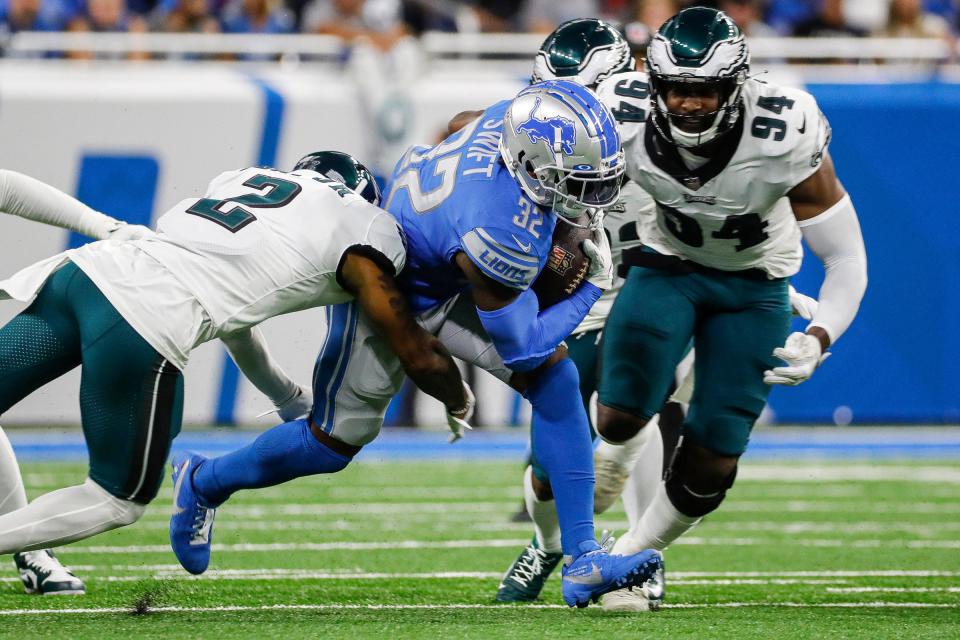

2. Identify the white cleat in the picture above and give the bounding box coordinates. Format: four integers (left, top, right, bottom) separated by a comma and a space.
601, 564, 664, 612
593, 454, 631, 514
14, 550, 85, 596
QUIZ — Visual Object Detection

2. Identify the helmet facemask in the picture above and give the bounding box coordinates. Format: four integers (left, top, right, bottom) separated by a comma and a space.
649, 70, 747, 148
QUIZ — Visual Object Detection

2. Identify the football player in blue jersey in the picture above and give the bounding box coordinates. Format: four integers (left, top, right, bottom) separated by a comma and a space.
169, 80, 664, 608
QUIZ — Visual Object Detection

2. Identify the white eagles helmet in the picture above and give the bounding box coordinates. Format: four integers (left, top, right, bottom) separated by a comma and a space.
531, 18, 635, 90
646, 7, 750, 148
499, 80, 624, 220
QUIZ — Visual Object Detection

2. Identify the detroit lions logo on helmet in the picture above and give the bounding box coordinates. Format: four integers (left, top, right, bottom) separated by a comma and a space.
516, 97, 577, 155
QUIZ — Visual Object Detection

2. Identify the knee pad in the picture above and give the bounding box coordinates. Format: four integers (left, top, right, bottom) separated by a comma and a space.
663, 439, 738, 518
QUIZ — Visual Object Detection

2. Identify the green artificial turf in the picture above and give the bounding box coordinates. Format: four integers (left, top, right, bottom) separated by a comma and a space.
1, 459, 958, 639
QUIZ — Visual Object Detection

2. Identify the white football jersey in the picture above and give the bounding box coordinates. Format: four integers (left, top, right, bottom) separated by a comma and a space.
596, 72, 831, 278
70, 167, 406, 369
574, 179, 653, 334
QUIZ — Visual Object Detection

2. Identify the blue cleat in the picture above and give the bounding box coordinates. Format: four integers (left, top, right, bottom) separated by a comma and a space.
169, 452, 217, 575
561, 542, 664, 608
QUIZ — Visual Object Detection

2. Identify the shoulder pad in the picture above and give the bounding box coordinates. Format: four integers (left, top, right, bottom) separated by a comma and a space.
204, 168, 249, 196
460, 226, 542, 289
596, 71, 651, 145
743, 81, 831, 185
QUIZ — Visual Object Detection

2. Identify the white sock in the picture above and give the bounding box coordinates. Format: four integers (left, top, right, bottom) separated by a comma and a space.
612, 483, 700, 555
621, 417, 664, 524
524, 466, 561, 553
0, 478, 145, 554
595, 415, 659, 470
0, 426, 28, 516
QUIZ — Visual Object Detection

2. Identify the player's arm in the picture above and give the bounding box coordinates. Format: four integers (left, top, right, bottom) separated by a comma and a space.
339, 251, 472, 421
0, 169, 151, 241
788, 152, 868, 350
453, 234, 609, 373
445, 110, 484, 137
765, 153, 867, 387
220, 327, 312, 422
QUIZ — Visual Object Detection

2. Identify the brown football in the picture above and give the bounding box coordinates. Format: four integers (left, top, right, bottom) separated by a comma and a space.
532, 217, 592, 309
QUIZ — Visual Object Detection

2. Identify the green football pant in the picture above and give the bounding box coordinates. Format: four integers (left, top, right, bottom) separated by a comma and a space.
598, 265, 790, 456
0, 262, 183, 503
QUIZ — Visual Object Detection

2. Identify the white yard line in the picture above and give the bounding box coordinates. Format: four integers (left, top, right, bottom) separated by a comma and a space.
737, 465, 960, 484
827, 587, 960, 593
1, 602, 958, 616
60, 536, 960, 555
0, 573, 862, 585
50, 567, 960, 578
127, 500, 960, 518
2, 569, 954, 585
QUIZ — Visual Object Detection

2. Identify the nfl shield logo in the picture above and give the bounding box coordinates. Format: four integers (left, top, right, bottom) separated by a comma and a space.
547, 245, 573, 276
682, 175, 702, 191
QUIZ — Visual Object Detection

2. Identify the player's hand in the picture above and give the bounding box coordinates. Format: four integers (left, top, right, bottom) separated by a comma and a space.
763, 332, 831, 386
582, 227, 614, 291
788, 284, 818, 320
446, 381, 475, 444
107, 222, 155, 242
276, 385, 313, 422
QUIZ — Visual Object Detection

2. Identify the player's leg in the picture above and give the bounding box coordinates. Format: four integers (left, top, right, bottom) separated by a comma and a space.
603, 276, 790, 611
190, 303, 399, 506
0, 263, 177, 554
435, 297, 662, 607
498, 328, 599, 601
0, 264, 88, 593
620, 354, 694, 524
174, 302, 403, 573
593, 267, 696, 514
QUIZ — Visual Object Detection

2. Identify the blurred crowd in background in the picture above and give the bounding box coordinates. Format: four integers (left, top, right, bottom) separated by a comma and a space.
0, 0, 957, 48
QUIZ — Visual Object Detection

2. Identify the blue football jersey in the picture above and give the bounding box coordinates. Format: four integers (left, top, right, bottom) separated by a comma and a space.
384, 100, 557, 312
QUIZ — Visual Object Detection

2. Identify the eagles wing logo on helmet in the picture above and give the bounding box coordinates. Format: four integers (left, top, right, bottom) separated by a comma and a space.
516, 97, 577, 156
531, 18, 635, 89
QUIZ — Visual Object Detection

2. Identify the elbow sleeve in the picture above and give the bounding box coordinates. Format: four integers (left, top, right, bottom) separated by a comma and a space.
799, 194, 868, 344
477, 283, 602, 372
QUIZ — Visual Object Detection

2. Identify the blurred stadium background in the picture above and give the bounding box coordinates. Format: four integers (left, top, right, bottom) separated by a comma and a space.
0, 0, 958, 431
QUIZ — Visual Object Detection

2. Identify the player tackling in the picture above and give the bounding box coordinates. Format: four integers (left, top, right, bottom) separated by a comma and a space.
0, 153, 472, 575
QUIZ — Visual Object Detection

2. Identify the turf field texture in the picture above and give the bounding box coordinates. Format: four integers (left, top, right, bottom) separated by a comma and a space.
1, 431, 959, 639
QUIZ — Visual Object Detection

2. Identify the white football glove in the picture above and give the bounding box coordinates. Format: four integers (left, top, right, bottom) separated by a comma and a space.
582, 227, 614, 291
276, 385, 314, 422
446, 381, 475, 444
107, 222, 156, 242
763, 332, 831, 386
788, 284, 819, 320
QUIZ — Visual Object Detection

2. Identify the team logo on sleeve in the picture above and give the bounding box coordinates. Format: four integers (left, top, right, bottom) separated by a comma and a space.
516, 97, 577, 155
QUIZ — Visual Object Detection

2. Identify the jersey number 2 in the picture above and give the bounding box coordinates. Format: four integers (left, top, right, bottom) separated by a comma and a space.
187, 174, 302, 232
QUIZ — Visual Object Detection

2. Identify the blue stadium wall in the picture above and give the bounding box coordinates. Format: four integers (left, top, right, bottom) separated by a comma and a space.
769, 82, 960, 423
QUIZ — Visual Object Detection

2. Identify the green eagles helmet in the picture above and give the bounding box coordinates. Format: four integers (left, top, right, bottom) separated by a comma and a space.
531, 18, 635, 89
646, 7, 750, 148
293, 150, 381, 206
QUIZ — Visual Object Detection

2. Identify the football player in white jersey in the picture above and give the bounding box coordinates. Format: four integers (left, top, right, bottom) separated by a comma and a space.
591, 7, 868, 611
0, 152, 471, 558
0, 171, 155, 595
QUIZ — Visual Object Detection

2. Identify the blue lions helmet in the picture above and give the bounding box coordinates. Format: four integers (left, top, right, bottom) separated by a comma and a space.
499, 80, 624, 220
